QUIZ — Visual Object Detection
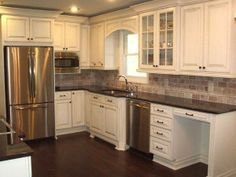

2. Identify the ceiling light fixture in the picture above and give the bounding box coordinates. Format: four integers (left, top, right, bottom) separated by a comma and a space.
70, 6, 79, 13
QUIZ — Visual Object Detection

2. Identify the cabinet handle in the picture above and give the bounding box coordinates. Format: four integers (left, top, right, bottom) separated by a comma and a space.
72, 92, 75, 95
93, 96, 98, 99
156, 146, 163, 150
156, 109, 164, 112
69, 101, 72, 103
59, 95, 66, 97
107, 99, 112, 103
185, 113, 194, 117
156, 131, 163, 136
156, 120, 164, 124
100, 105, 104, 108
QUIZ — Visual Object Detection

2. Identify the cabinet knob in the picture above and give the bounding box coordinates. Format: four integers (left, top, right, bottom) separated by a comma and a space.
199, 66, 202, 69
31, 38, 33, 40
27, 38, 30, 40
66, 48, 68, 50
203, 66, 206, 70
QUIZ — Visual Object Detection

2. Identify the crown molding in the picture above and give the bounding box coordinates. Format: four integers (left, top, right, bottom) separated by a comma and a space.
56, 15, 89, 24
0, 6, 62, 18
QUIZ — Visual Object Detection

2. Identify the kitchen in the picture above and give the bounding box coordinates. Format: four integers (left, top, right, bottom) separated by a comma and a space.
0, 0, 236, 177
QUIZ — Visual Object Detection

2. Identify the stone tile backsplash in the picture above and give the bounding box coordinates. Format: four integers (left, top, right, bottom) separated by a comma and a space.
55, 70, 236, 105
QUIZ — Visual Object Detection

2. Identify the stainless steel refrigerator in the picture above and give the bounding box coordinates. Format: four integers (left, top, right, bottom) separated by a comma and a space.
4, 46, 55, 141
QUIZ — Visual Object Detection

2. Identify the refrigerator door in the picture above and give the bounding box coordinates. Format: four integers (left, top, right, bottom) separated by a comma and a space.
5, 46, 54, 105
9, 103, 55, 141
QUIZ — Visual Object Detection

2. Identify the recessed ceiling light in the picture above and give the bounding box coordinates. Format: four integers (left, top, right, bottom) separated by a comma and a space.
70, 6, 79, 13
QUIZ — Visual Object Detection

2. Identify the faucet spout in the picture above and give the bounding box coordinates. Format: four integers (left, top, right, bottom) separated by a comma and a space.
117, 75, 128, 91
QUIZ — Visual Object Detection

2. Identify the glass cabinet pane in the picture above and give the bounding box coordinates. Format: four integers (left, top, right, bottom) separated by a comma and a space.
158, 10, 174, 68
142, 49, 153, 65
142, 16, 148, 32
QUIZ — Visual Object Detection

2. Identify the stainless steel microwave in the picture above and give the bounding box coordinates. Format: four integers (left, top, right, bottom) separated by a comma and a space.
55, 52, 80, 73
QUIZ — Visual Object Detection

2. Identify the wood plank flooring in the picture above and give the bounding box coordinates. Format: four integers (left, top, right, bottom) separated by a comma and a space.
27, 132, 207, 177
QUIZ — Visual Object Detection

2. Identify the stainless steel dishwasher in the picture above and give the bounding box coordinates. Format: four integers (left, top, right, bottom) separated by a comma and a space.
126, 99, 150, 153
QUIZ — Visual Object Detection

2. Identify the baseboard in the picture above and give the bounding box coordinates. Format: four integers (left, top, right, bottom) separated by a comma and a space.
153, 154, 204, 170
56, 126, 88, 136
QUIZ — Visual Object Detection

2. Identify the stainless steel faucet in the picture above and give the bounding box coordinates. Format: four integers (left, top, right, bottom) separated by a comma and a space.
117, 75, 129, 91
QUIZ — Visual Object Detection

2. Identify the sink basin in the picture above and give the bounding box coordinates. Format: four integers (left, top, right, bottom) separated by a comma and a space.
101, 89, 130, 95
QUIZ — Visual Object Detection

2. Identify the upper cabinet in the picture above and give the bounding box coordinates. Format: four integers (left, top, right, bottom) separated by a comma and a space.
54, 22, 80, 51
80, 25, 90, 67
139, 8, 177, 72
180, 0, 230, 74
90, 23, 105, 68
2, 15, 54, 43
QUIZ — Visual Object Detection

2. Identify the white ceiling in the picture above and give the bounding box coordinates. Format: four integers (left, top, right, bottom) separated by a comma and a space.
1, 0, 151, 16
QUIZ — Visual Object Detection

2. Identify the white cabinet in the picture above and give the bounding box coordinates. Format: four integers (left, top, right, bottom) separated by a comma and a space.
55, 91, 85, 135
89, 94, 121, 143
55, 93, 72, 130
80, 25, 90, 67
90, 23, 105, 67
0, 157, 32, 177
2, 15, 53, 43
104, 105, 118, 140
180, 0, 231, 74
71, 91, 85, 126
139, 8, 177, 72
54, 22, 80, 51
90, 101, 104, 134
180, 4, 204, 71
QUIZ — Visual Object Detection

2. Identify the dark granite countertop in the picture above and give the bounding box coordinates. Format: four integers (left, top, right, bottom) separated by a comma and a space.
0, 118, 33, 161
55, 85, 236, 114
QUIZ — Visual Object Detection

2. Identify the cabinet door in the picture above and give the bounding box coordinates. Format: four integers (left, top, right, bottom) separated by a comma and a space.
65, 23, 80, 51
55, 100, 72, 130
84, 92, 90, 126
54, 22, 65, 51
97, 23, 105, 67
139, 12, 156, 69
104, 105, 117, 140
80, 25, 90, 67
2, 16, 29, 42
71, 91, 85, 127
30, 18, 53, 42
157, 8, 176, 70
180, 4, 204, 71
90, 23, 105, 67
204, 0, 230, 73
90, 101, 104, 134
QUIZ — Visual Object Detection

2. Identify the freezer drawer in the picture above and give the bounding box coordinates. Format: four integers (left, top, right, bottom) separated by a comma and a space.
9, 103, 55, 141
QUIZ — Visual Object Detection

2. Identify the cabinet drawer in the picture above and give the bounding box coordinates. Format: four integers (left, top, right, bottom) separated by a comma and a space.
90, 94, 104, 103
55, 92, 71, 100
104, 96, 117, 106
150, 126, 172, 142
151, 115, 172, 130
174, 108, 211, 123
151, 104, 173, 118
150, 137, 172, 159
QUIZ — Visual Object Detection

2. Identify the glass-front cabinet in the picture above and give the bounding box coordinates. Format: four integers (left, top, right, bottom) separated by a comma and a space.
139, 8, 176, 71
139, 12, 156, 69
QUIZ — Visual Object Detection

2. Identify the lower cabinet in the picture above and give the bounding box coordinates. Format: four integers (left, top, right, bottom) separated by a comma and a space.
0, 157, 32, 177
55, 91, 85, 135
89, 93, 125, 150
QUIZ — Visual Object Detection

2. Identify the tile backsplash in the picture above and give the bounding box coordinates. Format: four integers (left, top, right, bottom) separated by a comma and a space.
55, 70, 236, 105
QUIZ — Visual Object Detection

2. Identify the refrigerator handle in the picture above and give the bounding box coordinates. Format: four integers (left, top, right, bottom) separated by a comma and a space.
13, 105, 48, 110
28, 52, 33, 99
31, 52, 36, 98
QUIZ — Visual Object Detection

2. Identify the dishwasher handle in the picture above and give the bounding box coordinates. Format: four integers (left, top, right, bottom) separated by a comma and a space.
129, 102, 149, 109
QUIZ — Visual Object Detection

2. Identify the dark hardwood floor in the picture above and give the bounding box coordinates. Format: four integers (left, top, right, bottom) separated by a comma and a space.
27, 132, 208, 177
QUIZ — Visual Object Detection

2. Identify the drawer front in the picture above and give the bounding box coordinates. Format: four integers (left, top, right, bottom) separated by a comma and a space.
55, 92, 71, 100
151, 104, 173, 118
174, 108, 211, 123
90, 94, 104, 103
151, 115, 172, 130
150, 126, 172, 142
150, 137, 171, 159
104, 96, 118, 106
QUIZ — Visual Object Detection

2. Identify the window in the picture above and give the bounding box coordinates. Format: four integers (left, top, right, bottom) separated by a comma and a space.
120, 31, 148, 83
